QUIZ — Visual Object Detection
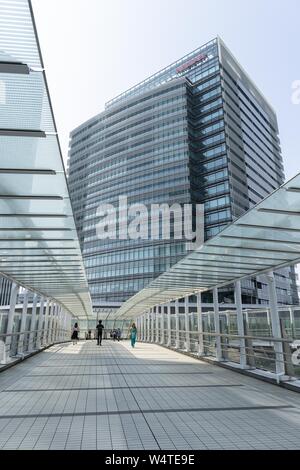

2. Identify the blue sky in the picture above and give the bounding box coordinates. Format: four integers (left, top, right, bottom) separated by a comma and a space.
32, 0, 300, 179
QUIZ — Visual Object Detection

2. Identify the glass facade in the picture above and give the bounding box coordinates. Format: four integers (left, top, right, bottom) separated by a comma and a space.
0, 0, 92, 318
68, 37, 298, 310
69, 78, 190, 307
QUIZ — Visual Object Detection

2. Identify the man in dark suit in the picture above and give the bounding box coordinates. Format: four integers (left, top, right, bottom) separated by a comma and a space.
96, 320, 104, 346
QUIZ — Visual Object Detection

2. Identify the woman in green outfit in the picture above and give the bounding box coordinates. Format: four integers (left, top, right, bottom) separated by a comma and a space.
130, 323, 137, 348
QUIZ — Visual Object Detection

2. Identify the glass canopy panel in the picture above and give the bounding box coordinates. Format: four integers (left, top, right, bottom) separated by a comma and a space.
116, 172, 300, 318
0, 136, 66, 172
0, 0, 42, 67
0, 173, 69, 197
223, 224, 300, 244
0, 232, 76, 241
0, 199, 72, 215
234, 211, 300, 231
0, 72, 55, 131
0, 240, 78, 248
0, 251, 81, 257
0, 217, 76, 230
0, 0, 92, 318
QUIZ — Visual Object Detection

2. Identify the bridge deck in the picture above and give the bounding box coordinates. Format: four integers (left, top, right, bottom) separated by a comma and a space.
0, 340, 299, 450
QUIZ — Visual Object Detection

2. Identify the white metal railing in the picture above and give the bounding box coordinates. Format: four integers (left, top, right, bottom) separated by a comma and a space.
0, 327, 71, 366
138, 307, 300, 383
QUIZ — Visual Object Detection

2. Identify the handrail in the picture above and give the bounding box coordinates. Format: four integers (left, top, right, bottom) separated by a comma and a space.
139, 325, 300, 381
0, 328, 70, 338
167, 329, 294, 344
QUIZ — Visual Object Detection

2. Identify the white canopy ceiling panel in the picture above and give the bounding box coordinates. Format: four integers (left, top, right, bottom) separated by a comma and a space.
0, 0, 93, 318
116, 173, 300, 319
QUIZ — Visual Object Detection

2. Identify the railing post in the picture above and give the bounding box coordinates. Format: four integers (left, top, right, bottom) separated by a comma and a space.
146, 312, 150, 342
5, 282, 18, 360
155, 310, 159, 343
60, 307, 63, 341
43, 299, 51, 346
54, 305, 58, 342
17, 289, 29, 355
150, 311, 154, 343
54, 304, 59, 342
140, 315, 144, 341
197, 293, 204, 356
265, 272, 285, 377
213, 287, 222, 361
289, 307, 295, 337
136, 317, 140, 340
36, 296, 45, 349
61, 307, 65, 341
280, 317, 295, 377
141, 315, 144, 341
28, 294, 39, 351
175, 300, 180, 349
56, 305, 62, 342
167, 304, 171, 347
234, 280, 247, 368
56, 306, 60, 342
50, 303, 56, 343
243, 310, 256, 368
184, 297, 190, 352
47, 301, 53, 344
160, 309, 164, 345
64, 311, 70, 341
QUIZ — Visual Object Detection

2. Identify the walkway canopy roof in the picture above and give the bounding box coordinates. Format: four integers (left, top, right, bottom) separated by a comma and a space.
0, 0, 92, 318
116, 170, 300, 319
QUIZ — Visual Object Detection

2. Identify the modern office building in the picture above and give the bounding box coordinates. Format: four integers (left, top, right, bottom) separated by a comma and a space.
68, 37, 298, 310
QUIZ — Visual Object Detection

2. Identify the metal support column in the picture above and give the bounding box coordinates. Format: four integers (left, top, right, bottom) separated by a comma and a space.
289, 307, 295, 337
146, 312, 150, 342
50, 303, 56, 343
42, 299, 51, 346
139, 317, 143, 341
213, 287, 222, 361
167, 304, 171, 347
36, 296, 45, 349
150, 311, 154, 343
140, 315, 144, 341
55, 305, 61, 342
28, 293, 39, 351
265, 272, 285, 377
160, 309, 164, 345
17, 289, 29, 355
51, 303, 56, 342
144, 313, 147, 341
234, 280, 247, 368
58, 306, 63, 342
47, 301, 54, 344
184, 297, 190, 352
61, 309, 67, 341
197, 293, 204, 356
5, 282, 19, 358
175, 300, 180, 349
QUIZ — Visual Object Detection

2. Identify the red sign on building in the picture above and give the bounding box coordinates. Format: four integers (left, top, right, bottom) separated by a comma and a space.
176, 53, 208, 74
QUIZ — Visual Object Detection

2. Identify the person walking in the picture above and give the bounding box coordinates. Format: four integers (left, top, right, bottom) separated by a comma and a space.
117, 328, 121, 342
96, 320, 104, 346
71, 322, 80, 345
130, 323, 137, 348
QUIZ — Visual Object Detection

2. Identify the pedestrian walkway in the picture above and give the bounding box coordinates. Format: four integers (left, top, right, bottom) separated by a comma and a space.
0, 340, 299, 450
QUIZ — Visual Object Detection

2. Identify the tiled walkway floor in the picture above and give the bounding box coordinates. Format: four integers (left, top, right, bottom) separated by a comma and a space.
0, 340, 299, 449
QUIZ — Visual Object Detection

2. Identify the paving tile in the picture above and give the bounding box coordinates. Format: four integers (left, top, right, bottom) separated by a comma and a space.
0, 340, 299, 449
